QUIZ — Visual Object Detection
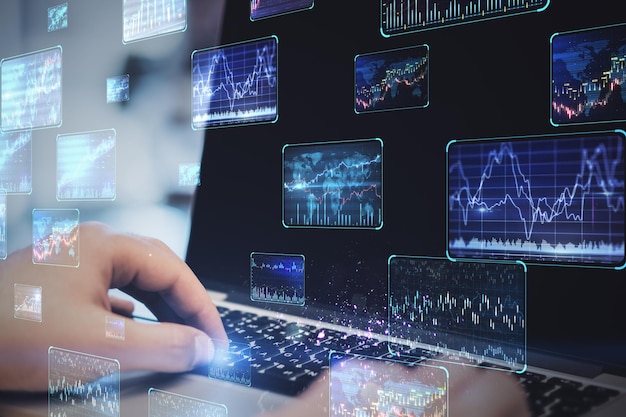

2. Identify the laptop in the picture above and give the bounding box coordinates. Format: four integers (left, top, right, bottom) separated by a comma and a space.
2, 0, 625, 416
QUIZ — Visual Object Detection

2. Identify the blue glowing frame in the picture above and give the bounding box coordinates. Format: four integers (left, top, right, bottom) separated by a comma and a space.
32, 208, 80, 267
0, 130, 32, 195
191, 36, 279, 130
380, 0, 550, 37
388, 255, 527, 373
282, 138, 383, 230
354, 44, 429, 114
122, 0, 187, 44
550, 22, 626, 127
329, 351, 449, 416
0, 46, 63, 132
250, 0, 314, 21
250, 251, 306, 306
446, 130, 625, 269
56, 129, 116, 201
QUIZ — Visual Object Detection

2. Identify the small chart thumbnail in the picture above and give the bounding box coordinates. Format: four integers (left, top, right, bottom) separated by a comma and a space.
250, 252, 305, 306
192, 36, 278, 129
250, 0, 314, 21
355, 44, 429, 114
123, 0, 187, 43
56, 129, 116, 201
283, 138, 383, 229
32, 208, 79, 267
0, 130, 32, 194
1, 46, 62, 132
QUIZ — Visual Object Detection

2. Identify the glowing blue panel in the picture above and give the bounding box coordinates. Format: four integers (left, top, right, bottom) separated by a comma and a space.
551, 23, 626, 126
48, 347, 120, 417
447, 131, 625, 268
355, 44, 429, 114
56, 129, 116, 201
148, 389, 228, 417
0, 130, 32, 194
48, 3, 68, 32
13, 283, 42, 322
192, 36, 278, 129
178, 162, 200, 186
250, 0, 314, 21
389, 256, 526, 372
209, 341, 251, 387
381, 0, 549, 37
250, 252, 305, 305
32, 208, 79, 267
283, 138, 383, 229
330, 352, 448, 416
1, 46, 62, 132
122, 0, 187, 43
0, 190, 5, 259
106, 74, 130, 103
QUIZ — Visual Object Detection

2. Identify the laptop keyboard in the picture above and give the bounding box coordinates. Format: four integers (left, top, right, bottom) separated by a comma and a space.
217, 306, 622, 416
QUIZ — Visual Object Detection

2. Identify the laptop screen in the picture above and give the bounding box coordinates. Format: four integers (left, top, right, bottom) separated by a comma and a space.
185, 0, 626, 372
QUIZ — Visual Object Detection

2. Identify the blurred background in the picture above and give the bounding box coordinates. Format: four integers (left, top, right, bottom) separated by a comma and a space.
1, 0, 226, 258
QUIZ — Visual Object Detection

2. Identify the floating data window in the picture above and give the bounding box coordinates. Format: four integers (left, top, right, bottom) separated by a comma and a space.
447, 131, 625, 268
388, 256, 527, 372
209, 341, 252, 387
48, 3, 68, 32
380, 0, 550, 37
250, 0, 314, 21
105, 316, 125, 341
551, 23, 626, 127
122, 0, 187, 44
48, 347, 120, 417
355, 44, 429, 114
0, 190, 5, 260
283, 138, 383, 229
250, 252, 305, 306
56, 129, 116, 201
0, 46, 62, 132
330, 352, 448, 417
0, 130, 32, 195
14, 284, 42, 322
178, 162, 200, 186
32, 208, 79, 267
148, 389, 228, 417
192, 36, 278, 130
106, 74, 130, 103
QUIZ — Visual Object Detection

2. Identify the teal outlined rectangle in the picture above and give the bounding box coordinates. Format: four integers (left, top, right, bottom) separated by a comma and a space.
380, 0, 549, 37
250, 252, 306, 306
388, 255, 527, 373
446, 130, 625, 269
282, 138, 383, 229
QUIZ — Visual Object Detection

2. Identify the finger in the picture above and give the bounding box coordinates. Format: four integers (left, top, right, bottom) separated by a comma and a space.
443, 362, 530, 417
108, 318, 216, 373
79, 222, 227, 346
108, 296, 135, 317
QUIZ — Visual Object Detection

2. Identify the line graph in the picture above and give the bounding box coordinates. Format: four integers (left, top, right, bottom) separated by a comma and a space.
1, 46, 62, 132
32, 209, 79, 267
283, 138, 383, 228
447, 132, 625, 266
192, 36, 278, 129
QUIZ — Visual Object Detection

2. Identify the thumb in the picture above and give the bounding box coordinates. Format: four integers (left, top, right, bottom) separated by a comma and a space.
112, 319, 218, 373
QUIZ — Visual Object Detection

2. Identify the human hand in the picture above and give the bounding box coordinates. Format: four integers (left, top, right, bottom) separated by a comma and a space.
0, 221, 227, 392
260, 357, 530, 417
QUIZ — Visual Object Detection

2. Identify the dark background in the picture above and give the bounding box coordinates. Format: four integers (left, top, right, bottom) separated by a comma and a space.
186, 0, 626, 373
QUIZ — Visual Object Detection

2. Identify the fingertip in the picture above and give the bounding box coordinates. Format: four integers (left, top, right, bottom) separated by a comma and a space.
193, 332, 214, 368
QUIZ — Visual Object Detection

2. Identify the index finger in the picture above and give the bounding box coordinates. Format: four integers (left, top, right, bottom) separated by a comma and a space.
82, 222, 228, 346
